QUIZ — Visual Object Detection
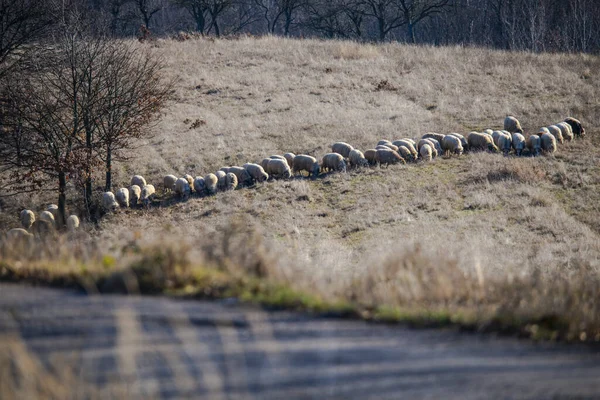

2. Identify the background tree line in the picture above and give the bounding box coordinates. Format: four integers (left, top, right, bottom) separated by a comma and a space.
76, 0, 600, 53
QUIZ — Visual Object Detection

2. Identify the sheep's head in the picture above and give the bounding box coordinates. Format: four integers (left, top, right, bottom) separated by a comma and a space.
311, 162, 320, 177
487, 143, 500, 153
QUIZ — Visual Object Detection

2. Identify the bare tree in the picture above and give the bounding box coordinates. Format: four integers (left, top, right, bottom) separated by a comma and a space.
254, 0, 306, 35
397, 0, 450, 43
174, 0, 211, 32
360, 0, 404, 41
134, 0, 163, 29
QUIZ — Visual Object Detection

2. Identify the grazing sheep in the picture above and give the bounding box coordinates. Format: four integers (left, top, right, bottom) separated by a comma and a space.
227, 166, 252, 187
504, 116, 524, 134
331, 142, 354, 158
397, 146, 415, 162
174, 178, 191, 198
511, 132, 526, 156
225, 172, 238, 191
67, 215, 80, 232
163, 174, 177, 192
141, 184, 156, 206
291, 155, 320, 177
243, 163, 270, 182
483, 129, 494, 135
204, 173, 218, 195
266, 158, 292, 179
556, 122, 574, 142
419, 143, 433, 162
115, 188, 129, 208
381, 143, 399, 152
364, 149, 377, 166
547, 125, 564, 144
31, 220, 55, 238
269, 155, 287, 161
283, 153, 295, 169
376, 145, 392, 151
442, 135, 464, 156
540, 132, 557, 154
422, 132, 445, 144
348, 149, 369, 168
131, 175, 146, 188
260, 158, 271, 170
417, 138, 439, 158
216, 170, 228, 190
527, 135, 542, 156
392, 140, 418, 159
375, 149, 405, 167
130, 185, 141, 207
184, 174, 194, 187
467, 132, 499, 153
377, 140, 393, 147
448, 133, 469, 152
498, 134, 512, 155
564, 117, 585, 138
425, 137, 443, 156
46, 204, 59, 219
102, 192, 119, 212
7, 228, 34, 242
20, 210, 35, 230
322, 153, 348, 172
193, 177, 206, 194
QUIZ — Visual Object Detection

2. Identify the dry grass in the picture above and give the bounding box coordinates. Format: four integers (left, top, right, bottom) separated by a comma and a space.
2, 36, 600, 343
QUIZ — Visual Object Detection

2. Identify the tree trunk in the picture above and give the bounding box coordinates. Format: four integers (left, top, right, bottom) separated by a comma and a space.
408, 22, 415, 43
58, 172, 67, 229
196, 14, 206, 33
378, 18, 386, 41
105, 145, 112, 192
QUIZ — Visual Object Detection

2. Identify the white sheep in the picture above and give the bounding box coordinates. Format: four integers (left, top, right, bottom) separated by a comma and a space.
225, 172, 238, 191
193, 176, 206, 194
131, 175, 146, 188
130, 185, 141, 207
243, 163, 270, 182
540, 132, 557, 154
116, 188, 129, 208
467, 132, 499, 153
260, 158, 271, 171
556, 122, 574, 142
448, 133, 469, 152
269, 155, 287, 161
39, 210, 55, 226
483, 129, 494, 135
504, 116, 523, 134
216, 170, 228, 190
364, 149, 377, 166
419, 143, 433, 162
102, 191, 120, 212
498, 134, 512, 155
184, 174, 194, 187
204, 173, 218, 195
511, 132, 526, 156
291, 155, 320, 177
397, 146, 414, 162
283, 153, 295, 169
331, 142, 354, 158
46, 204, 59, 219
377, 140, 393, 147
417, 138, 439, 158
67, 215, 80, 232
141, 184, 156, 206
546, 125, 564, 144
422, 132, 445, 144
174, 177, 191, 198
392, 140, 418, 159
163, 174, 177, 192
322, 153, 348, 172
527, 135, 541, 156
266, 159, 292, 179
380, 143, 399, 152
228, 166, 252, 186
20, 210, 35, 230
348, 149, 369, 168
441, 135, 463, 156
374, 149, 405, 167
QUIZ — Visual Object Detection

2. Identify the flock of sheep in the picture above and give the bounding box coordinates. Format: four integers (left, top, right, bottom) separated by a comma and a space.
4, 116, 586, 242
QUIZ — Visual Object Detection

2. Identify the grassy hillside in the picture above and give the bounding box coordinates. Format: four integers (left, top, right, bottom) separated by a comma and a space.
2, 36, 600, 340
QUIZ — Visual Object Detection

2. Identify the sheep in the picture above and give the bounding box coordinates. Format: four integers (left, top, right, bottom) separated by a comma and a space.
527, 135, 542, 156
483, 129, 494, 135
243, 163, 270, 182
348, 149, 369, 168
130, 185, 141, 207
364, 149, 377, 166
448, 133, 469, 152
115, 188, 129, 208
269, 155, 287, 161
174, 178, 191, 198
102, 191, 119, 212
441, 135, 464, 156
31, 220, 55, 238
419, 143, 433, 162
397, 146, 415, 162
184, 174, 194, 187
380, 143, 399, 152
67, 215, 80, 232
504, 116, 523, 134
331, 142, 354, 158
204, 173, 218, 195
283, 153, 295, 169
39, 210, 55, 226
492, 130, 511, 149
20, 210, 35, 230
141, 184, 156, 206
467, 132, 499, 153
46, 204, 59, 219
227, 166, 252, 187
547, 125, 564, 144
422, 132, 445, 144
321, 153, 348, 172
564, 117, 585, 138
260, 158, 271, 171
392, 140, 418, 159
131, 175, 146, 188
291, 155, 320, 177
225, 172, 238, 191
425, 137, 443, 156
377, 140, 393, 147
193, 177, 206, 194
6, 228, 33, 242
540, 132, 557, 154
216, 170, 228, 190
556, 122, 574, 142
375, 149, 405, 167
376, 145, 392, 151
266, 158, 292, 179
498, 134, 512, 155
417, 139, 438, 158
511, 132, 526, 156
163, 174, 177, 192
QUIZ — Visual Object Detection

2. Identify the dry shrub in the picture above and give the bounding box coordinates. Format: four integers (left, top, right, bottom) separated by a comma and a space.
333, 41, 380, 60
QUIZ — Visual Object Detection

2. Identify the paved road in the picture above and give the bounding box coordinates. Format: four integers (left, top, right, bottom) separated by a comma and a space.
1, 283, 600, 399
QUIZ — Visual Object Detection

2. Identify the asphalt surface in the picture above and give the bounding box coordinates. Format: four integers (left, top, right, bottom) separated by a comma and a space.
1, 283, 600, 399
